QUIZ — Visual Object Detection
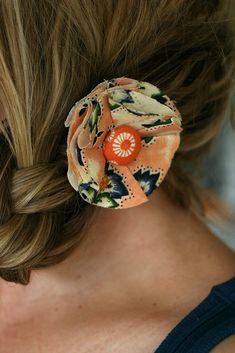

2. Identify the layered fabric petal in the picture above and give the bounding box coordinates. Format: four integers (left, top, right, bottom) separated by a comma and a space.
64, 76, 183, 209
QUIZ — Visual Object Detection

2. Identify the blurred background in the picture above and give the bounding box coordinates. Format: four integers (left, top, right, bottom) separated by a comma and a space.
202, 94, 235, 250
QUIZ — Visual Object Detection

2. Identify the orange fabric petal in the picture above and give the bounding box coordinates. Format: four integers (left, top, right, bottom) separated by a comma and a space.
64, 76, 183, 208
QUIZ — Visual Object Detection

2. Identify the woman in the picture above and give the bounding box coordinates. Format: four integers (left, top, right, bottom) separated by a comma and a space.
0, 1, 235, 352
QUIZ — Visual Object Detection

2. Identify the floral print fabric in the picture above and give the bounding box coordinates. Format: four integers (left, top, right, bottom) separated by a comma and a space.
64, 76, 183, 209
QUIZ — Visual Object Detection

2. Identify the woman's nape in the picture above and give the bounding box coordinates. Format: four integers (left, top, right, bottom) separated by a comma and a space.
1, 185, 235, 352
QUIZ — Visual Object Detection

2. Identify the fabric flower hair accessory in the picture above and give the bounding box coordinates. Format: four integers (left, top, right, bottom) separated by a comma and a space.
64, 76, 183, 209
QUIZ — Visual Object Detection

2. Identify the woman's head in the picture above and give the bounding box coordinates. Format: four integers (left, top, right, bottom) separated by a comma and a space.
0, 0, 235, 285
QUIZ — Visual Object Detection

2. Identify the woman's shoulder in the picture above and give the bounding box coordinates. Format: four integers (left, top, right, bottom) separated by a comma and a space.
210, 335, 235, 353
153, 271, 235, 353
155, 229, 235, 353
207, 252, 235, 353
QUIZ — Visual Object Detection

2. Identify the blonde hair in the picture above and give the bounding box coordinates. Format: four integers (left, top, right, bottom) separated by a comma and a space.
0, 0, 235, 284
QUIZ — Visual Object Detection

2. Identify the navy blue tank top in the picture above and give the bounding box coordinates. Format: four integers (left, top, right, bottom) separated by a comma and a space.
153, 275, 235, 353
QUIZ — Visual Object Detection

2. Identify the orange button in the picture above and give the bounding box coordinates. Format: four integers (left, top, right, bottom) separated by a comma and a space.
103, 125, 141, 165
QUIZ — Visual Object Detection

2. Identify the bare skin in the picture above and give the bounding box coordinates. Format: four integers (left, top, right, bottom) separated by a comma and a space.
0, 186, 235, 353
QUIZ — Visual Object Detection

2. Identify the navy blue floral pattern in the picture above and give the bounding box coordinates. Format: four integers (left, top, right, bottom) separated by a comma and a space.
65, 76, 183, 208
78, 162, 129, 208
133, 169, 160, 196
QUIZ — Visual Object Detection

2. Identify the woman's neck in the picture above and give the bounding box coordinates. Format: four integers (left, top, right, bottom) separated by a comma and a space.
1, 186, 235, 324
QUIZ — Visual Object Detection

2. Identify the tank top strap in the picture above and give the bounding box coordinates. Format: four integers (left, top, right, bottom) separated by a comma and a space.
154, 276, 235, 353
211, 276, 235, 304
